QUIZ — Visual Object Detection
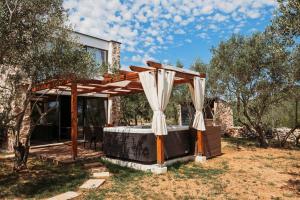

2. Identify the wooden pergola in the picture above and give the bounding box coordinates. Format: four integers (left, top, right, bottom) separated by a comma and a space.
32, 61, 206, 163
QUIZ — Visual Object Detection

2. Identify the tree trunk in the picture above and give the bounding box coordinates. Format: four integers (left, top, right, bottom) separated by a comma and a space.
134, 115, 138, 126
296, 134, 300, 146
12, 84, 32, 171
256, 127, 268, 148
13, 107, 32, 171
280, 125, 300, 147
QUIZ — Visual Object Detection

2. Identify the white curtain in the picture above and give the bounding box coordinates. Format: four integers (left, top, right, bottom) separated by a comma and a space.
107, 97, 113, 125
189, 77, 206, 131
139, 69, 175, 135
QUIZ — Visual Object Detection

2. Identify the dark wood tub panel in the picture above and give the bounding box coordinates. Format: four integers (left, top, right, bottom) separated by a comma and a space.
103, 129, 193, 164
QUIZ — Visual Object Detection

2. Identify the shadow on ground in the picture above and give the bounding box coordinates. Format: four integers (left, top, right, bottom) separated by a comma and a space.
0, 158, 89, 199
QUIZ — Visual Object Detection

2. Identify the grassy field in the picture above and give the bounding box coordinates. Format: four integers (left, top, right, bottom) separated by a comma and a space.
0, 138, 299, 199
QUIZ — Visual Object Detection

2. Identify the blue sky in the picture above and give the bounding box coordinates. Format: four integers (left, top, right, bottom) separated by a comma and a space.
63, 0, 277, 69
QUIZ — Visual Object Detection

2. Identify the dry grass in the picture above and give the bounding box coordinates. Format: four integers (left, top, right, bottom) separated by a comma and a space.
84, 138, 300, 200
0, 138, 299, 199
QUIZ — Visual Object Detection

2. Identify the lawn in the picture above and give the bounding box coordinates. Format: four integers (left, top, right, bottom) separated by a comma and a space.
0, 138, 299, 199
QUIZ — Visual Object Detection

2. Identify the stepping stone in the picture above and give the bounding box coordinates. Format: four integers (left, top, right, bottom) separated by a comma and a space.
92, 172, 110, 178
90, 167, 107, 173
79, 179, 105, 190
0, 154, 14, 159
47, 191, 80, 200
84, 162, 102, 169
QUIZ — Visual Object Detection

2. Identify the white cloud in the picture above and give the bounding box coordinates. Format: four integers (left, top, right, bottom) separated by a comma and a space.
208, 24, 219, 31
64, 0, 277, 65
195, 24, 202, 30
211, 13, 229, 22
174, 29, 186, 34
246, 10, 261, 19
131, 55, 142, 62
197, 32, 208, 39
174, 15, 182, 23
185, 39, 192, 43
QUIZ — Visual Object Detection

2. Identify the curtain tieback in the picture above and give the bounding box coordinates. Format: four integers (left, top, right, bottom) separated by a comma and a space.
153, 110, 165, 116
195, 110, 203, 117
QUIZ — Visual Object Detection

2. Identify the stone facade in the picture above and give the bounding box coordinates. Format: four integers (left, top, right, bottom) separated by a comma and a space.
213, 100, 234, 133
108, 41, 121, 72
110, 96, 121, 126
108, 41, 122, 125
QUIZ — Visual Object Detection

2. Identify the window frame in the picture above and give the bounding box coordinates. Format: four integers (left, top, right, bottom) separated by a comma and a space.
85, 45, 108, 65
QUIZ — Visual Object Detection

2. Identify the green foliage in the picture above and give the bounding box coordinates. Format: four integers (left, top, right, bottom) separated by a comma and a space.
291, 45, 300, 82
209, 33, 292, 146
190, 57, 207, 74
119, 93, 152, 125
270, 0, 300, 43
263, 95, 300, 128
176, 59, 184, 68
0, 0, 96, 81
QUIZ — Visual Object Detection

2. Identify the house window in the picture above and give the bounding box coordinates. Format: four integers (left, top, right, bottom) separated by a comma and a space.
86, 46, 107, 65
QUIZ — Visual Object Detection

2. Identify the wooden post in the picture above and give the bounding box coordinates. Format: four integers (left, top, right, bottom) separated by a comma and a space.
157, 135, 164, 165
71, 82, 78, 160
197, 130, 204, 155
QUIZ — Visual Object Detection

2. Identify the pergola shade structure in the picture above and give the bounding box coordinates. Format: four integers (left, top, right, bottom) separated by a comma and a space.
32, 61, 206, 163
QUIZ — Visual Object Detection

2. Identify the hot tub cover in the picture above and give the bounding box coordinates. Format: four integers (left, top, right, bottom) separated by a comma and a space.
104, 125, 190, 134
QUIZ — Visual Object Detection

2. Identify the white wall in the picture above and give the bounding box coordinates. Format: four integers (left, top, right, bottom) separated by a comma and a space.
71, 31, 109, 50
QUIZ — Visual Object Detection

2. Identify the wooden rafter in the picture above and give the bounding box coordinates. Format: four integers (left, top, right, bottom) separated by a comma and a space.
32, 79, 73, 92
147, 60, 162, 68
32, 60, 206, 96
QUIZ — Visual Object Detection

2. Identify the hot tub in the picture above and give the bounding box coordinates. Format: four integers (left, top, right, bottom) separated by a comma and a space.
103, 126, 195, 164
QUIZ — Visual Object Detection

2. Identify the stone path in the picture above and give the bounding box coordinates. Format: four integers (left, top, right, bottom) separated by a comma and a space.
47, 162, 111, 199
79, 179, 106, 190
92, 172, 110, 178
47, 191, 80, 200
0, 154, 14, 159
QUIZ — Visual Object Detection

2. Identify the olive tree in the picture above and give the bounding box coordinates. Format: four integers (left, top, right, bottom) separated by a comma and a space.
209, 33, 292, 147
0, 0, 97, 169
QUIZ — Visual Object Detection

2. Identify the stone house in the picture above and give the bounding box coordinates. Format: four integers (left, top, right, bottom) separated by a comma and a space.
0, 31, 121, 152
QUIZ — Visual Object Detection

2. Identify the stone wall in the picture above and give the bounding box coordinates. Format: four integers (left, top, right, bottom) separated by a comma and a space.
213, 100, 234, 133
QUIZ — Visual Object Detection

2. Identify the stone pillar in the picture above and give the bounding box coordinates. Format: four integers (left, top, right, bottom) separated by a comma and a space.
110, 96, 121, 126
108, 40, 121, 72
107, 40, 121, 125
